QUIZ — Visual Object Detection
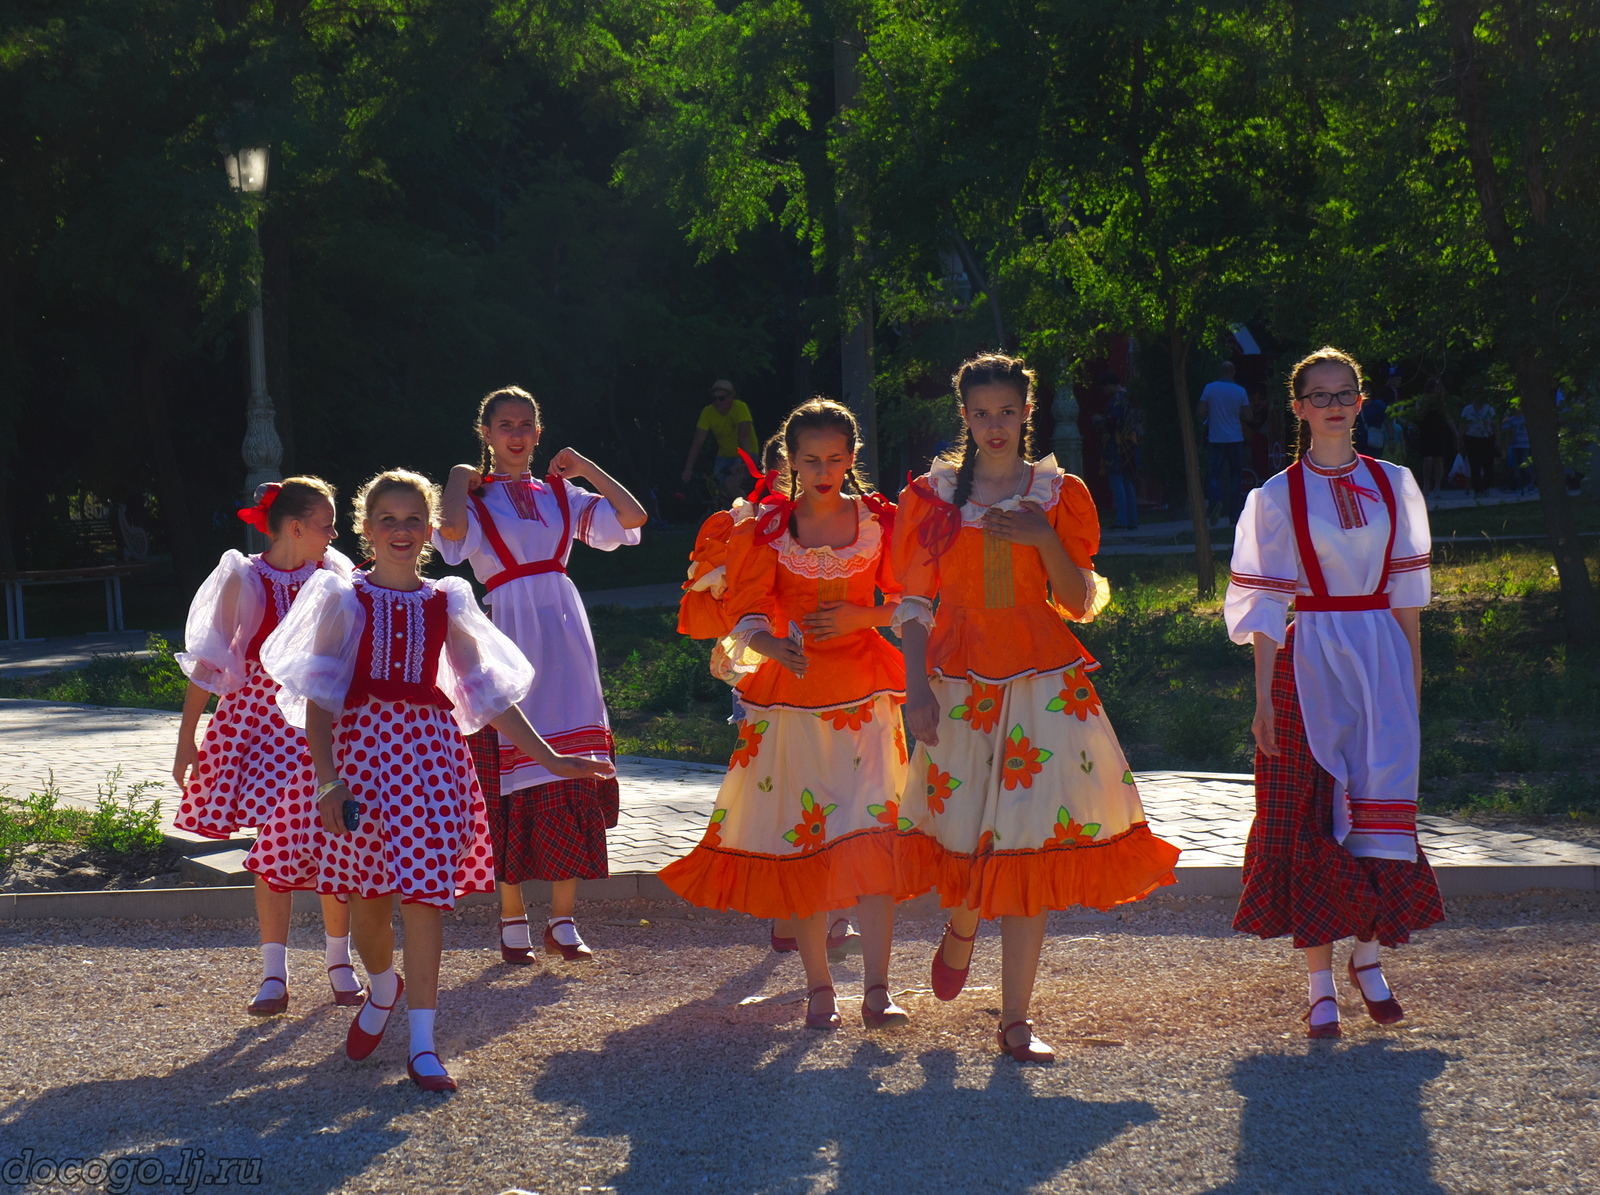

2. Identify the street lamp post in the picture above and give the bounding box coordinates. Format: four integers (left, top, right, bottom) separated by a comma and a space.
223, 147, 282, 547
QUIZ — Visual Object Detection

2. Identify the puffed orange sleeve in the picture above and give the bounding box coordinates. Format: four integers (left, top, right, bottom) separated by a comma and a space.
677, 509, 736, 639
891, 479, 941, 602
721, 515, 779, 633
871, 501, 903, 603
1047, 474, 1110, 622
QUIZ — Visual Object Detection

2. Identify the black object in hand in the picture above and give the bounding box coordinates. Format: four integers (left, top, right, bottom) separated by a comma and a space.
342, 799, 362, 833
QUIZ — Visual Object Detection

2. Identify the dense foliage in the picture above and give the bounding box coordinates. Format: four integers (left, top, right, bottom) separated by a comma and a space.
2, 1, 1596, 623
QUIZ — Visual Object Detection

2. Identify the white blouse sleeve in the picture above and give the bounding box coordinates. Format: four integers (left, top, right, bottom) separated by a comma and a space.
571, 489, 643, 552
432, 503, 483, 567
1225, 484, 1298, 646
176, 551, 262, 696
259, 570, 365, 728
435, 576, 535, 735
1385, 464, 1433, 609
320, 545, 356, 580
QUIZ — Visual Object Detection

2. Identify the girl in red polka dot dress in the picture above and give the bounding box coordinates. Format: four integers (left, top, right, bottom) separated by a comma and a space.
260, 469, 614, 1092
172, 476, 366, 1017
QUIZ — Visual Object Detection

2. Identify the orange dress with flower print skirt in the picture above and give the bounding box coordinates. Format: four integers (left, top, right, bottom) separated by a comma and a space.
660, 496, 911, 919
891, 454, 1180, 917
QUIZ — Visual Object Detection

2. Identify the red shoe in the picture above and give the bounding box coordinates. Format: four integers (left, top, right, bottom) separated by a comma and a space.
930, 922, 977, 1002
826, 919, 863, 963
327, 964, 368, 1008
805, 985, 841, 1031
346, 976, 404, 1061
246, 979, 288, 1017
861, 983, 910, 1030
1348, 958, 1405, 1025
770, 925, 798, 953
499, 916, 537, 966
1304, 995, 1342, 1039
997, 1019, 1055, 1063
407, 1051, 458, 1093
543, 917, 594, 961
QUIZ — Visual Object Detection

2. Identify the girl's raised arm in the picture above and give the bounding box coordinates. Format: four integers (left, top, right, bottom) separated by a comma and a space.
549, 448, 648, 530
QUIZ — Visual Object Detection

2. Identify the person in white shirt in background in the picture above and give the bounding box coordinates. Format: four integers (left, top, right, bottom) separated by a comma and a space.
1199, 362, 1250, 527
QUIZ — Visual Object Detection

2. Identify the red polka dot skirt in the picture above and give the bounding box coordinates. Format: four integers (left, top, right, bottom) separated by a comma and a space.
174, 662, 313, 838
251, 698, 496, 910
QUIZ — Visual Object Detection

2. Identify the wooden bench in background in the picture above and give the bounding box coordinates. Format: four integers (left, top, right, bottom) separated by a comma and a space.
2, 563, 150, 642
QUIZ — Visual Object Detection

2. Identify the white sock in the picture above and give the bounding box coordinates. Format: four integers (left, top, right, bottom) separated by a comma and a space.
501, 917, 533, 950
1308, 968, 1340, 1025
257, 942, 288, 999
408, 1009, 446, 1076
548, 917, 583, 947
325, 934, 361, 992
1350, 939, 1392, 1000
358, 967, 399, 1035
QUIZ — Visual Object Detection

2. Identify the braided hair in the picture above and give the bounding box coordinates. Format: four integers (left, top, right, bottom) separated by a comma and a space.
1286, 346, 1363, 461
942, 353, 1036, 508
778, 398, 873, 500
475, 385, 542, 477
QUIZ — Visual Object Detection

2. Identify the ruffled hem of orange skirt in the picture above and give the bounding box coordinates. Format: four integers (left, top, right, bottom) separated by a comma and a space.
659, 826, 911, 920
893, 822, 1180, 918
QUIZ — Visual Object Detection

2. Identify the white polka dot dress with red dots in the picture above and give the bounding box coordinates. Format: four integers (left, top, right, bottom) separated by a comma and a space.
258, 570, 534, 909
174, 549, 353, 844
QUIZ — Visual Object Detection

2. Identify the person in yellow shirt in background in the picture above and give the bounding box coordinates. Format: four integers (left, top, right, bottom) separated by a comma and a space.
682, 379, 759, 501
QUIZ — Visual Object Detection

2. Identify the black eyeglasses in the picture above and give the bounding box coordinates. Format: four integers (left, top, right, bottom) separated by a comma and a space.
1299, 389, 1362, 408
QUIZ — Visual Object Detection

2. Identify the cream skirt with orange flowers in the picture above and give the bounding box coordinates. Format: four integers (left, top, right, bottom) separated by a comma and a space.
660, 694, 912, 919
894, 667, 1181, 918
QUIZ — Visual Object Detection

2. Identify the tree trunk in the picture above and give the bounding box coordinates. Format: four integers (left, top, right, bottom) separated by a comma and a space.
1446, 0, 1595, 643
834, 33, 878, 481
1169, 317, 1215, 596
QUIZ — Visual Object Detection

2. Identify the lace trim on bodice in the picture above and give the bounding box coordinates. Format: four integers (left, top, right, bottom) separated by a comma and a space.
770, 498, 885, 580
250, 556, 319, 621
355, 573, 435, 685
926, 454, 1068, 526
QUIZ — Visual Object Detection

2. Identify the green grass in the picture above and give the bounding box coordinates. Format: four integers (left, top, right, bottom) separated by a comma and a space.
0, 634, 191, 710
1427, 498, 1600, 539
0, 769, 166, 867
566, 527, 697, 591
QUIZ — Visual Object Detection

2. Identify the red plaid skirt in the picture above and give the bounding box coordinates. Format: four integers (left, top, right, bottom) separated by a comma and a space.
1234, 623, 1444, 948
469, 727, 620, 884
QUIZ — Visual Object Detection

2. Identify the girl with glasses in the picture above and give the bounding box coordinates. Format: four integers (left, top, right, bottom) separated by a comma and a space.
1226, 346, 1443, 1039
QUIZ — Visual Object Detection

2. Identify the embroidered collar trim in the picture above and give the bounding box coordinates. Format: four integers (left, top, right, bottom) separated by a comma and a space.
250, 556, 319, 620
353, 573, 433, 684
926, 454, 1066, 525
770, 497, 885, 579
1301, 456, 1362, 478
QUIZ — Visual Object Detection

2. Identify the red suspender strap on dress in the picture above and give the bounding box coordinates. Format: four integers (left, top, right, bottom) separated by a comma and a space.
1287, 456, 1397, 613
470, 475, 573, 593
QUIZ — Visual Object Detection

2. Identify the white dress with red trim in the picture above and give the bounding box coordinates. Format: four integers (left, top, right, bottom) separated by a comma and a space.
173, 548, 353, 838
1225, 455, 1433, 860
255, 571, 532, 908
432, 473, 640, 789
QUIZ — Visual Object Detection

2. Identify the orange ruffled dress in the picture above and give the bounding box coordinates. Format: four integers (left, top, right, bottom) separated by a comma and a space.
892, 455, 1180, 917
659, 496, 910, 919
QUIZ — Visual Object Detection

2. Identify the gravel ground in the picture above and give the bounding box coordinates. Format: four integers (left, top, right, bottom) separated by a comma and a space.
2, 892, 1598, 1195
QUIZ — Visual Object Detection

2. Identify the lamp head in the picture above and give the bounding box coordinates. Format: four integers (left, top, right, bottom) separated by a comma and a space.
224, 147, 270, 193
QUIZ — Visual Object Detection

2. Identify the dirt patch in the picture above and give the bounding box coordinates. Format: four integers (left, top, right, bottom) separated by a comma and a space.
0, 841, 184, 893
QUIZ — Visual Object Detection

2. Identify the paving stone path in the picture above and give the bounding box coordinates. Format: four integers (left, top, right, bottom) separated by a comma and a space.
3, 699, 1597, 890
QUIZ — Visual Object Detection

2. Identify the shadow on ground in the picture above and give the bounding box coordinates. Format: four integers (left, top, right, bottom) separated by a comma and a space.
1203, 1038, 1452, 1194
532, 960, 1159, 1193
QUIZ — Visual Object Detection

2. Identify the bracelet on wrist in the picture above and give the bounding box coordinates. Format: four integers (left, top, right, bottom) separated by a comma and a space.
314, 779, 345, 802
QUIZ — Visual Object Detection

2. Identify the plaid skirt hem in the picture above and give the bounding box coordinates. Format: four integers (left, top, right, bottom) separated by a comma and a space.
1234, 623, 1444, 949
471, 727, 618, 884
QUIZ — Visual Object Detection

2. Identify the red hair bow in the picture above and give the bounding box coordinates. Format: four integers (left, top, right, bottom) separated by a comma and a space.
738, 448, 780, 505
237, 482, 281, 534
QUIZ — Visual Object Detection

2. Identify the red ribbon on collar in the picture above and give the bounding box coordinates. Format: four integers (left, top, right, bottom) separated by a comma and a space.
236, 482, 281, 534
908, 477, 961, 560
752, 493, 797, 547
1333, 476, 1381, 504
482, 471, 547, 524
860, 491, 896, 540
